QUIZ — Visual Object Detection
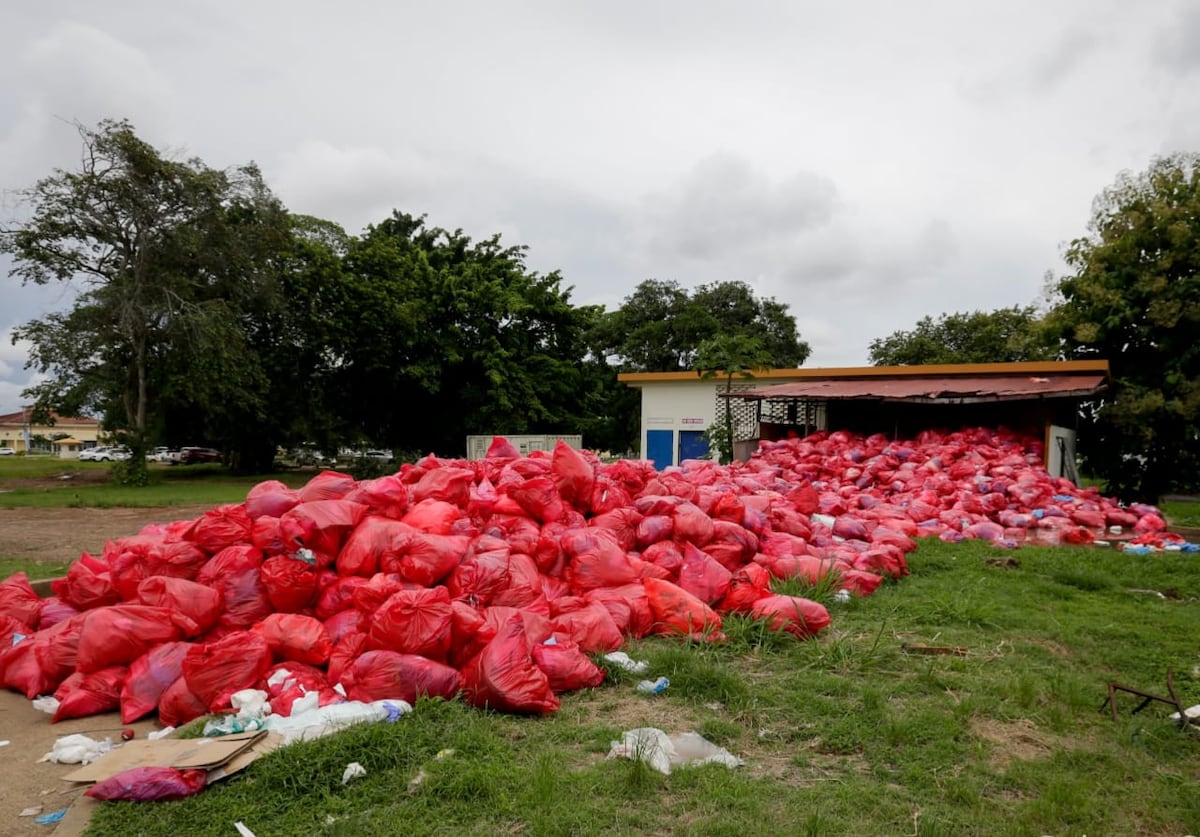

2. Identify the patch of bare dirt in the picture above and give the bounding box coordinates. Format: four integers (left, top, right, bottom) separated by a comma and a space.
969, 717, 1073, 771
0, 505, 211, 836
0, 506, 213, 567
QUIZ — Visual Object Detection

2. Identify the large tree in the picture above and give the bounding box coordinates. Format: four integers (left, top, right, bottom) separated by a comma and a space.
599, 279, 809, 372
868, 306, 1057, 366
1, 119, 291, 480
334, 212, 594, 456
1047, 153, 1200, 501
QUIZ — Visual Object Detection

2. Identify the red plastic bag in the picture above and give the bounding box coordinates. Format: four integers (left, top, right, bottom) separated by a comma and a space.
245, 479, 301, 519
368, 587, 453, 661
461, 614, 559, 714
340, 649, 463, 704
53, 665, 128, 722
297, 469, 357, 502
643, 577, 723, 641
85, 766, 208, 801
345, 475, 411, 519
157, 675, 209, 727
395, 533, 469, 587
279, 500, 368, 567
121, 641, 191, 723
718, 563, 773, 613
401, 499, 463, 535
584, 584, 654, 638
37, 596, 81, 630
550, 602, 623, 653
337, 516, 413, 577
51, 555, 121, 611
183, 504, 253, 555
136, 576, 222, 637
253, 613, 333, 666
0, 572, 44, 627
327, 632, 368, 685
677, 543, 733, 606
750, 594, 830, 639
196, 545, 271, 630
76, 605, 182, 672
412, 467, 474, 507
259, 555, 319, 612
531, 638, 605, 693
551, 440, 594, 513
507, 476, 566, 523
183, 630, 273, 712
562, 529, 640, 591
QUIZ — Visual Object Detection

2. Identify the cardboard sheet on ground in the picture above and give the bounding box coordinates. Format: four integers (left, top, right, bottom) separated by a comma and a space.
62, 730, 282, 783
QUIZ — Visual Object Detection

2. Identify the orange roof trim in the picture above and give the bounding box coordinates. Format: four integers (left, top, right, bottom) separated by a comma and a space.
618, 360, 1110, 385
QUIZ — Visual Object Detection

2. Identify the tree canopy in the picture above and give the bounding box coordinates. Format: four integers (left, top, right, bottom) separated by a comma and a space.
1046, 153, 1200, 501
867, 306, 1057, 366
4, 120, 816, 465
695, 333, 772, 463
597, 279, 809, 372
2, 119, 292, 479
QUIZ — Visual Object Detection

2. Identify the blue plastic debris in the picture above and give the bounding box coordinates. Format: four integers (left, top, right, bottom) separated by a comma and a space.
34, 807, 68, 825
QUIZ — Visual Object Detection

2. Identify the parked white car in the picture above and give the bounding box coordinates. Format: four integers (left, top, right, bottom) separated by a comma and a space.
0, 447, 15, 456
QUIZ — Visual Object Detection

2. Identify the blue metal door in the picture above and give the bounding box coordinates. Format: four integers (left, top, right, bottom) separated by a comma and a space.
646, 429, 673, 470
678, 430, 709, 462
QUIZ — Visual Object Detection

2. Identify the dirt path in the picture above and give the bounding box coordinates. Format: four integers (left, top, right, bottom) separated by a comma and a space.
0, 505, 213, 836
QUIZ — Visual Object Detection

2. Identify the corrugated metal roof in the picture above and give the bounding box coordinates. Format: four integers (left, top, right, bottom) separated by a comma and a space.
618, 359, 1110, 385
734, 374, 1107, 403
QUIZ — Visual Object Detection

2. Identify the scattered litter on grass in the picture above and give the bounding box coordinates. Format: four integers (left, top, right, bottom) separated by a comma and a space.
408, 748, 455, 791
32, 807, 67, 825
147, 726, 175, 741
204, 695, 413, 746
234, 822, 257, 837
1168, 705, 1200, 723
902, 643, 969, 657
38, 734, 111, 764
18, 806, 42, 817
607, 728, 743, 775
635, 676, 670, 695
833, 589, 852, 603
341, 762, 366, 784
602, 651, 649, 674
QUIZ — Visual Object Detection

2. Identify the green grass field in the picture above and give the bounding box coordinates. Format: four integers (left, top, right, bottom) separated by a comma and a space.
77, 539, 1200, 837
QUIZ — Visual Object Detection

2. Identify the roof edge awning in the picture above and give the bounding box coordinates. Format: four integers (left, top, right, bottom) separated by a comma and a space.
733, 373, 1109, 402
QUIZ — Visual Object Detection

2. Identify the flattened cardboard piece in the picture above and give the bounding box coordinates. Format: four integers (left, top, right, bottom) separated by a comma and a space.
206, 732, 284, 782
62, 730, 266, 783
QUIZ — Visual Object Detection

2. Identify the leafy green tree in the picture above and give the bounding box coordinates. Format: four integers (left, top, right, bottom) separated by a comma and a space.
695, 333, 772, 463
335, 212, 594, 456
600, 279, 809, 372
2, 119, 291, 481
1047, 154, 1200, 501
868, 306, 1057, 366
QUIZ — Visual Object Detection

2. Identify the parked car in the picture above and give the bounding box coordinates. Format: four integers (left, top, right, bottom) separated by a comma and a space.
362, 449, 395, 463
0, 447, 15, 456
177, 446, 221, 464
79, 446, 113, 461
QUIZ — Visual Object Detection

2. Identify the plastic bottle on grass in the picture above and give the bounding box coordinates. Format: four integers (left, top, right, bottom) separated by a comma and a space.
636, 677, 669, 695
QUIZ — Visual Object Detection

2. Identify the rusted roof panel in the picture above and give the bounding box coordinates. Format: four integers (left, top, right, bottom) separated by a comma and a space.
735, 374, 1107, 402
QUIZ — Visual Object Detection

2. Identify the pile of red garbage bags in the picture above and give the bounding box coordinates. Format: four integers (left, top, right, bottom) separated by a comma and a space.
0, 428, 1165, 723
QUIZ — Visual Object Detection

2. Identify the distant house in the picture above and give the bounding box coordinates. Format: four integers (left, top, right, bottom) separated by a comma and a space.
0, 407, 104, 456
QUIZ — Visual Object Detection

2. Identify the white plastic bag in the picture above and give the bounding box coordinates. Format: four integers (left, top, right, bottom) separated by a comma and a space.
606, 727, 744, 775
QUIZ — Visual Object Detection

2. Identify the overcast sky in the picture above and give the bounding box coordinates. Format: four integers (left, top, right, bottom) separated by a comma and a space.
3, 1, 1199, 415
